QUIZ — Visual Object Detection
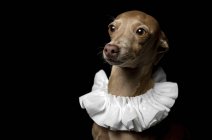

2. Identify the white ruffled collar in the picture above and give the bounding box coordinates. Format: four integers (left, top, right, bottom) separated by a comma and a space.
79, 68, 178, 132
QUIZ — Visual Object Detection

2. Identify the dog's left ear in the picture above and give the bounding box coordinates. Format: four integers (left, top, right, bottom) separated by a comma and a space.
154, 31, 169, 65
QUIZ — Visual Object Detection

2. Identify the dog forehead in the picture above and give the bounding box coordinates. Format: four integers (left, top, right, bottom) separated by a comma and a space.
115, 10, 160, 31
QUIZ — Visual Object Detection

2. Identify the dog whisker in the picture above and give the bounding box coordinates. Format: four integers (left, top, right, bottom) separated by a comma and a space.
97, 51, 103, 56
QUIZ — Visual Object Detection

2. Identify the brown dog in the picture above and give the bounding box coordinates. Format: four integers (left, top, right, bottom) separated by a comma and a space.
91, 10, 189, 140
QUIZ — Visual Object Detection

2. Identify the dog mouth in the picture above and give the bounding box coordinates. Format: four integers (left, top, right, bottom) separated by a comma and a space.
103, 51, 135, 66
104, 57, 123, 65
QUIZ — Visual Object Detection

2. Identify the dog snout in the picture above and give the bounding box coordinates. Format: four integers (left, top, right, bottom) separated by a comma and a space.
104, 44, 119, 58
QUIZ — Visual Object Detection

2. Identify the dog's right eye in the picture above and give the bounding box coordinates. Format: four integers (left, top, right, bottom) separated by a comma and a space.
109, 24, 116, 32
136, 28, 146, 36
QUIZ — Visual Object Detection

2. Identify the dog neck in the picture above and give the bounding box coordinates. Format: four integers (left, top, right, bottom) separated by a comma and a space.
108, 65, 154, 97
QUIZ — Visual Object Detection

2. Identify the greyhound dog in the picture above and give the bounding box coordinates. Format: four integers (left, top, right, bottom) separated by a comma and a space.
80, 10, 189, 140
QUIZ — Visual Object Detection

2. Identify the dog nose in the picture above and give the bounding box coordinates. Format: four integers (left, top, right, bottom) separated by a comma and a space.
104, 44, 119, 57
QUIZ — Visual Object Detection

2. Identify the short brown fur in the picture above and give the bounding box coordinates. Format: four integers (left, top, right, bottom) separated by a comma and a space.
92, 10, 189, 140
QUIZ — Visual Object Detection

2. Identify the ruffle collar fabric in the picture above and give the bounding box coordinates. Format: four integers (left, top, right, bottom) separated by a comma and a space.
79, 68, 178, 132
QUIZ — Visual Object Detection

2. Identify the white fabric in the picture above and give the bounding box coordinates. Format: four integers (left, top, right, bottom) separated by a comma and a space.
79, 68, 178, 132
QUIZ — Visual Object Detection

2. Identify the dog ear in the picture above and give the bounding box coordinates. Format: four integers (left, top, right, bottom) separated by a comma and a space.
154, 31, 169, 65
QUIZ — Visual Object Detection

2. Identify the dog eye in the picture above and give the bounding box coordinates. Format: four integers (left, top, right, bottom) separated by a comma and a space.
136, 28, 146, 35
109, 24, 116, 32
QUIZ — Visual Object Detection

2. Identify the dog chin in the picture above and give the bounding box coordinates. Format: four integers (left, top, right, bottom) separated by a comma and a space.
106, 59, 135, 68
105, 58, 123, 66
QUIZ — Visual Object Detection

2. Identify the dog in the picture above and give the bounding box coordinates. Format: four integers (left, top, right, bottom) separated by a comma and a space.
88, 10, 190, 140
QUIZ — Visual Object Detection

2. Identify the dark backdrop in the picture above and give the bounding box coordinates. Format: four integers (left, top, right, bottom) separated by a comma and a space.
29, 0, 211, 139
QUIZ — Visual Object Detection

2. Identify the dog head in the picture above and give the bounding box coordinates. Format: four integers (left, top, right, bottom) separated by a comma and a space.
103, 10, 169, 68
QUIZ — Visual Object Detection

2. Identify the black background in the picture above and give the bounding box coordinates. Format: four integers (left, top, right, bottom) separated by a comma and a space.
15, 0, 211, 139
